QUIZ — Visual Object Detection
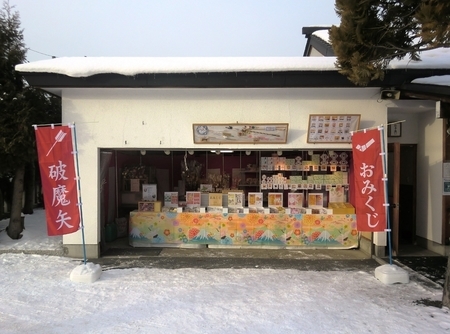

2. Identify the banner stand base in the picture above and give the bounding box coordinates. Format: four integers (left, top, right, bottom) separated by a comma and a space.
70, 262, 102, 283
374, 264, 409, 285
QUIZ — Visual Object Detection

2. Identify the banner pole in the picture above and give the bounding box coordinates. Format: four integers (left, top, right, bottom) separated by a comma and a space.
351, 120, 405, 135
70, 123, 87, 265
380, 126, 393, 265
32, 121, 99, 128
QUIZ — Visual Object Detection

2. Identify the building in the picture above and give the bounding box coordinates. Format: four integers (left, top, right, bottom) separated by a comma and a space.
302, 27, 450, 257
16, 45, 450, 258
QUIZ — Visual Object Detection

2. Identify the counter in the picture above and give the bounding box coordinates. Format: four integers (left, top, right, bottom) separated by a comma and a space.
129, 211, 358, 248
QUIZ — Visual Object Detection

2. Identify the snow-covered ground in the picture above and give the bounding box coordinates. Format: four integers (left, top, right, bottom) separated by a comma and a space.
0, 209, 62, 253
0, 209, 449, 333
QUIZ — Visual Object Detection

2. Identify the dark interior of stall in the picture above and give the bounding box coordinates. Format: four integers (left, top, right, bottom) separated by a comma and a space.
100, 149, 352, 248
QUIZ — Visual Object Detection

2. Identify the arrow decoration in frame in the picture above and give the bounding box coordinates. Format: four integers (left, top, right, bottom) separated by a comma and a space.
193, 123, 288, 144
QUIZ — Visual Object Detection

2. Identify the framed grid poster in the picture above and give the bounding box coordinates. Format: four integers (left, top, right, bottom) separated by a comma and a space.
307, 114, 360, 143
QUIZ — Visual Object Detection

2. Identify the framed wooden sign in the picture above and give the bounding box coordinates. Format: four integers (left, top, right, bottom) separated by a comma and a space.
307, 114, 360, 143
193, 123, 288, 144
388, 123, 402, 137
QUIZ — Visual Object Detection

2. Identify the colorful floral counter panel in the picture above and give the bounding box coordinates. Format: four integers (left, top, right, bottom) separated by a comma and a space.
129, 211, 358, 249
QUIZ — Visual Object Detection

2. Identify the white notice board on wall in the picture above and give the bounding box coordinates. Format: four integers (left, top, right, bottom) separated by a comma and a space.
443, 161, 450, 179
443, 161, 450, 195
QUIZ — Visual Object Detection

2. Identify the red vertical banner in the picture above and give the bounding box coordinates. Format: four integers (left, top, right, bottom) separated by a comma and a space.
351, 128, 387, 232
35, 125, 80, 236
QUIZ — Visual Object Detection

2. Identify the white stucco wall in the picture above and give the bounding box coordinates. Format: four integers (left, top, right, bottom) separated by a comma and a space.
416, 111, 443, 243
60, 87, 387, 249
387, 111, 419, 144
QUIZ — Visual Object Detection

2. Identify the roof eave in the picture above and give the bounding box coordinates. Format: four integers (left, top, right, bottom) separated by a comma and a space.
18, 71, 356, 91
400, 82, 450, 103
17, 68, 450, 96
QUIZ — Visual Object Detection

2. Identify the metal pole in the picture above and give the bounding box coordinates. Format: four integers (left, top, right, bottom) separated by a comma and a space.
380, 125, 393, 265
71, 123, 87, 265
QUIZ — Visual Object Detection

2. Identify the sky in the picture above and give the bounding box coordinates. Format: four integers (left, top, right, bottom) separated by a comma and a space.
9, 0, 340, 63
1, 209, 450, 333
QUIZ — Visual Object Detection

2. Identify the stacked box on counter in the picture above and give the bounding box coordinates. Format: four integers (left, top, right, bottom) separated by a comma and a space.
186, 191, 201, 212
208, 193, 223, 207
288, 192, 304, 214
138, 201, 162, 212
228, 192, 244, 208
248, 192, 263, 209
328, 202, 355, 214
164, 192, 179, 208
228, 192, 244, 213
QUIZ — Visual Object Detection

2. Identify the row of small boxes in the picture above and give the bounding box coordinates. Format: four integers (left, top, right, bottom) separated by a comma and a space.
262, 171, 349, 186
261, 155, 349, 167
263, 173, 287, 185
137, 201, 355, 214
330, 171, 349, 184
261, 162, 349, 172
261, 157, 302, 171
263, 165, 347, 171
261, 157, 290, 165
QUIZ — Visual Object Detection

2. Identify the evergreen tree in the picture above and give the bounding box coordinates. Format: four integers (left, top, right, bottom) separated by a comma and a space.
330, 0, 450, 309
0, 1, 27, 239
0, 1, 61, 238
330, 0, 450, 86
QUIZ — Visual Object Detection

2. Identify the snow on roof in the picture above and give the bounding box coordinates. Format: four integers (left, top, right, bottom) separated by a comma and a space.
312, 29, 331, 44
15, 57, 338, 78
411, 74, 450, 86
15, 48, 450, 78
388, 48, 450, 70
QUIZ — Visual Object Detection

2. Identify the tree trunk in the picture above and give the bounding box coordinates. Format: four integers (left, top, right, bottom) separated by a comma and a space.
22, 162, 35, 214
443, 256, 450, 308
7, 166, 25, 239
0, 187, 4, 219
0, 177, 13, 213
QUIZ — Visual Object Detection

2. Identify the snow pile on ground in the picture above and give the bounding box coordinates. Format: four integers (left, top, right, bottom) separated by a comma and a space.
0, 209, 62, 252
0, 209, 449, 333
